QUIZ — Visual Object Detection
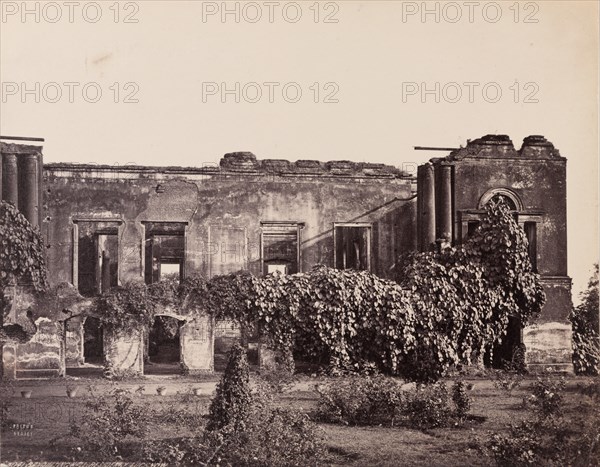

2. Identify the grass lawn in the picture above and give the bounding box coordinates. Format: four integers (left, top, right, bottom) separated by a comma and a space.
1, 375, 598, 465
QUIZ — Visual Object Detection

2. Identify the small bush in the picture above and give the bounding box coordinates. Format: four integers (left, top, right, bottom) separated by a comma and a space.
577, 379, 600, 401
488, 421, 542, 467
142, 437, 212, 465
157, 396, 206, 428
70, 385, 151, 460
491, 365, 525, 394
487, 370, 600, 467
526, 373, 566, 418
315, 375, 469, 429
217, 404, 325, 466
203, 359, 324, 466
405, 382, 453, 429
142, 346, 323, 466
315, 374, 404, 426
452, 380, 471, 420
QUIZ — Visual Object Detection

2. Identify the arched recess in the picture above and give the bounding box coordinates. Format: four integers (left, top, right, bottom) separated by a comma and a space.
478, 188, 523, 211
144, 313, 188, 375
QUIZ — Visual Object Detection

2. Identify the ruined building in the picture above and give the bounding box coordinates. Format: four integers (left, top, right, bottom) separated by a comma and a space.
0, 134, 573, 378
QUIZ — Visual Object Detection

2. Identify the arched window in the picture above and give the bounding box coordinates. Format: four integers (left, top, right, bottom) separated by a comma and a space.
478, 188, 523, 211
488, 193, 517, 210
476, 187, 537, 272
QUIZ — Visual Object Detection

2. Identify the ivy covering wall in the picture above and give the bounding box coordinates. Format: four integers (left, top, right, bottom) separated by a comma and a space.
91, 200, 545, 382
0, 201, 48, 344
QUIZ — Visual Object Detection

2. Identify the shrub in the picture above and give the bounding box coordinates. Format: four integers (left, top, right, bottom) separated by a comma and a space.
147, 380, 325, 466
487, 370, 600, 466
217, 403, 325, 466
488, 421, 542, 467
70, 385, 150, 460
577, 379, 600, 402
526, 373, 566, 418
452, 380, 471, 420
570, 264, 599, 376
315, 375, 470, 429
315, 374, 404, 426
142, 437, 211, 465
206, 344, 252, 433
404, 382, 453, 429
156, 389, 206, 428
491, 364, 525, 394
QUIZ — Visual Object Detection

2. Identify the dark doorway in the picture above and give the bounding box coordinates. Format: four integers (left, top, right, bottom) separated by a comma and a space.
485, 317, 525, 370
83, 317, 103, 364
145, 316, 181, 374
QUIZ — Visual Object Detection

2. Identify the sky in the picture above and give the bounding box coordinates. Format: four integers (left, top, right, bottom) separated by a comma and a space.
1, 0, 598, 301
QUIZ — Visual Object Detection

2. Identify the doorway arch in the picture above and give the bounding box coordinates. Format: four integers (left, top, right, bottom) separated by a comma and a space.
144, 314, 185, 375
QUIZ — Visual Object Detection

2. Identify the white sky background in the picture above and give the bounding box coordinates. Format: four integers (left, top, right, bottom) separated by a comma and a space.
0, 0, 598, 301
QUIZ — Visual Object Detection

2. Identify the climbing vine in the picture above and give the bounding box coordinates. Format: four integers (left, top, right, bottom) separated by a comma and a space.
397, 200, 545, 381
92, 199, 545, 382
0, 201, 47, 294
0, 201, 48, 343
240, 199, 544, 382
92, 282, 155, 335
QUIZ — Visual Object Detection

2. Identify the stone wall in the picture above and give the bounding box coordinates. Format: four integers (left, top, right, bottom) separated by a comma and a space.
1, 142, 56, 379
418, 135, 573, 371
2, 136, 574, 377
43, 153, 415, 374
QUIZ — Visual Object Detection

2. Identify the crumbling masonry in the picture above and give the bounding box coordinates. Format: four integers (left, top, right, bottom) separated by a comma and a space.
0, 134, 573, 378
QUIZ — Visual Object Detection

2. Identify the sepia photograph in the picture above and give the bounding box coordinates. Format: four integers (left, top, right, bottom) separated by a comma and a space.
0, 1, 598, 465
